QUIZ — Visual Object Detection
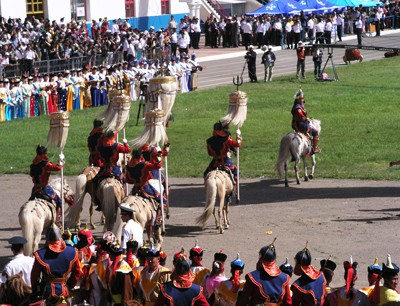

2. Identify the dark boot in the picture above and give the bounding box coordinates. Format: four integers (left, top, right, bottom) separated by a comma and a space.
313, 136, 320, 154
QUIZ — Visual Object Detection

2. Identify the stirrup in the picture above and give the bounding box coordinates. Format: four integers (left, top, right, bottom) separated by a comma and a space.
313, 147, 321, 154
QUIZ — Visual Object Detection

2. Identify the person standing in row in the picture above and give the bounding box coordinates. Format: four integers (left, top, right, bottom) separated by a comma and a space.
245, 45, 257, 83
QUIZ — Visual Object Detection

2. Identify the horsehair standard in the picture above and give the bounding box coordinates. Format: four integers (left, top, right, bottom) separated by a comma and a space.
100, 90, 131, 132
130, 108, 167, 149
47, 111, 70, 150
146, 76, 177, 127
221, 90, 248, 129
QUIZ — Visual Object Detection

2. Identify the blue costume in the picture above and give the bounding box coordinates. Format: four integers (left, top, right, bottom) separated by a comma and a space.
31, 226, 81, 305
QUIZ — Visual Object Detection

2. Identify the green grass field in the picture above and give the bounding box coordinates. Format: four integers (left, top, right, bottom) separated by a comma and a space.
1, 57, 400, 180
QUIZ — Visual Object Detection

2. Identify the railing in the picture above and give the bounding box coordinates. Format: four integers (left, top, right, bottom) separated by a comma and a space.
0, 47, 168, 79
208, 0, 225, 18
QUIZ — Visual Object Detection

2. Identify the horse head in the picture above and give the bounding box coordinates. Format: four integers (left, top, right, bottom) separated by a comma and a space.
50, 178, 75, 206
309, 118, 321, 135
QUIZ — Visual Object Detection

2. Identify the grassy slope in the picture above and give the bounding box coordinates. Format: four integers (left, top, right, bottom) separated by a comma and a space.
1, 57, 400, 179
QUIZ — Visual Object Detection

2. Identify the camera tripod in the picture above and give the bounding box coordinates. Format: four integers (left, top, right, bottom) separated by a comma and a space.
320, 47, 338, 81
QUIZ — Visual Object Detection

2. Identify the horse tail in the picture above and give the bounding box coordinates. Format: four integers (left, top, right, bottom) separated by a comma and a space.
103, 181, 117, 231
196, 173, 217, 228
65, 173, 87, 228
18, 202, 35, 256
275, 134, 292, 177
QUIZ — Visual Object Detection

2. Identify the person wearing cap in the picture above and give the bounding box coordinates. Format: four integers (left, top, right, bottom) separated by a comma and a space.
89, 66, 100, 107
125, 148, 166, 210
313, 47, 323, 80
320, 257, 337, 293
178, 54, 191, 93
103, 237, 137, 306
296, 41, 306, 79
8, 77, 22, 120
291, 244, 326, 306
244, 45, 257, 83
155, 249, 209, 306
215, 254, 245, 305
29, 145, 65, 225
291, 89, 320, 154
237, 240, 292, 306
203, 251, 228, 302
261, 45, 276, 82
360, 258, 382, 298
87, 118, 104, 168
120, 204, 144, 252
95, 130, 131, 197
168, 56, 182, 83
205, 121, 242, 182
30, 224, 81, 305
325, 258, 369, 305
190, 240, 211, 286
21, 74, 33, 118
188, 53, 204, 91
0, 79, 9, 122
370, 255, 400, 305
139, 247, 172, 305
1, 236, 34, 286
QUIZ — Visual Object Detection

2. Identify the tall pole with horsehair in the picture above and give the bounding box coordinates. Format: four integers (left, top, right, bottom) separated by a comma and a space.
47, 111, 70, 232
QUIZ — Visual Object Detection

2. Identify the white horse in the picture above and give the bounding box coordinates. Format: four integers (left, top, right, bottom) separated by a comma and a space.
65, 166, 100, 229
66, 174, 124, 239
196, 169, 234, 234
18, 178, 74, 256
275, 119, 321, 187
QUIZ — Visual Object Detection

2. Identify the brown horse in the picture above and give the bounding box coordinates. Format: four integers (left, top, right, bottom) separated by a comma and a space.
196, 169, 234, 234
0, 272, 32, 306
121, 194, 163, 247
18, 178, 74, 256
66, 173, 125, 238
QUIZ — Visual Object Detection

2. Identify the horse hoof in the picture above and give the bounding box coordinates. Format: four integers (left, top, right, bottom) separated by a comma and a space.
296, 181, 301, 185
308, 174, 314, 180
305, 177, 309, 182
220, 229, 224, 234
285, 181, 289, 187
90, 223, 96, 230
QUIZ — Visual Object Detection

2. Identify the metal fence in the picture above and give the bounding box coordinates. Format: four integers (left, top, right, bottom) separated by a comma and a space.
0, 46, 172, 79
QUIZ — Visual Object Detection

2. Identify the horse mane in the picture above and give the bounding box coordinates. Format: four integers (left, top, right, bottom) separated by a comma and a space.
309, 118, 321, 134
0, 273, 32, 305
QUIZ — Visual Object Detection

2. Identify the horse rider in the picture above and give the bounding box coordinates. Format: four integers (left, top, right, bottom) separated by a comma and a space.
237, 240, 292, 306
291, 244, 327, 306
141, 143, 170, 201
125, 149, 165, 226
205, 122, 242, 183
93, 130, 131, 210
291, 89, 320, 154
29, 145, 67, 226
30, 224, 81, 306
87, 119, 104, 167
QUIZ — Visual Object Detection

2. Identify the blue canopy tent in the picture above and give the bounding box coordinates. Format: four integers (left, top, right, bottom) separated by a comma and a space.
329, 0, 378, 7
245, 0, 291, 16
304, 0, 346, 14
246, 0, 315, 16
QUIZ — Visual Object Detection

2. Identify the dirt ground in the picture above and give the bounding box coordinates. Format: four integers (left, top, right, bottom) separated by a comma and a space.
1, 174, 400, 289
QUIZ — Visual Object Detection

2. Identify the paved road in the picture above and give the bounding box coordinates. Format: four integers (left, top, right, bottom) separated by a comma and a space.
196, 30, 400, 88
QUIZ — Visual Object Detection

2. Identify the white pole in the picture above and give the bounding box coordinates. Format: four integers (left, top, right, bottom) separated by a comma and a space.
60, 149, 65, 232
164, 155, 169, 217
236, 147, 240, 204
123, 129, 128, 195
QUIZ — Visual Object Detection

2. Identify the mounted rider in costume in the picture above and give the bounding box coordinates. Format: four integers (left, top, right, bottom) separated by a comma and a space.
125, 148, 163, 203
291, 89, 320, 154
93, 130, 131, 210
29, 145, 66, 226
140, 143, 170, 198
87, 119, 104, 167
205, 121, 242, 182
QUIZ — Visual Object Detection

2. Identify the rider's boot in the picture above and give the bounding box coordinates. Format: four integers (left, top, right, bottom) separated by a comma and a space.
313, 136, 321, 154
